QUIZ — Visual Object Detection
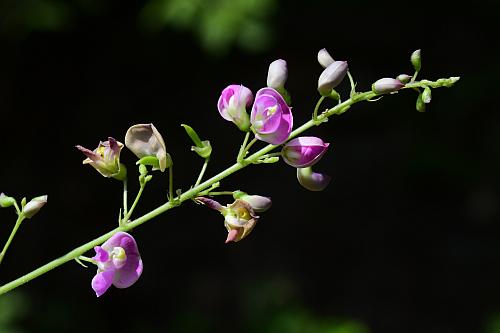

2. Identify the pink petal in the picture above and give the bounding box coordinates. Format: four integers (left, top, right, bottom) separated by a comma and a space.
92, 270, 115, 297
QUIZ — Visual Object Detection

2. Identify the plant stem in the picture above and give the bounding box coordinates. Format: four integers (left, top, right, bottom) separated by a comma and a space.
124, 184, 146, 222
205, 191, 234, 196
168, 165, 174, 201
0, 77, 458, 296
195, 158, 210, 187
122, 178, 128, 218
0, 215, 26, 266
237, 132, 250, 162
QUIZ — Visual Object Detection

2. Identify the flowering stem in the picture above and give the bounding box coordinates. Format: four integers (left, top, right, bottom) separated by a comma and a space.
347, 70, 356, 97
124, 183, 146, 222
241, 138, 258, 161
205, 191, 234, 196
237, 132, 250, 163
312, 95, 326, 121
0, 76, 458, 296
195, 158, 210, 187
0, 215, 26, 266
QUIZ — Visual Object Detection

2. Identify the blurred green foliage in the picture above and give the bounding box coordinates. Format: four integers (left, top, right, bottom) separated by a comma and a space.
0, 292, 28, 333
139, 0, 275, 54
0, 0, 275, 54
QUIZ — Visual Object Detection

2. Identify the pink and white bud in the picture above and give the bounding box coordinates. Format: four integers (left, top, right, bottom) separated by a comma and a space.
218, 85, 253, 132
282, 136, 329, 168
372, 78, 404, 94
317, 48, 334, 68
297, 167, 331, 192
267, 59, 288, 89
233, 191, 272, 213
22, 195, 48, 218
318, 61, 348, 96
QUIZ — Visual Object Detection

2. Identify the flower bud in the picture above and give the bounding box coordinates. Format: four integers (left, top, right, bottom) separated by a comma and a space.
396, 74, 412, 84
0, 193, 16, 208
372, 78, 405, 94
318, 61, 348, 96
422, 86, 432, 103
233, 191, 272, 213
317, 48, 334, 68
416, 93, 426, 112
181, 124, 212, 158
411, 49, 421, 72
282, 136, 329, 168
125, 123, 169, 172
297, 167, 331, 192
251, 87, 293, 145
218, 85, 253, 132
267, 59, 288, 90
22, 195, 48, 218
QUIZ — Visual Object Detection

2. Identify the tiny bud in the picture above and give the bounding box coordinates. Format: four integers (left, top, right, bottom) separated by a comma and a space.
411, 49, 421, 72
318, 61, 348, 96
139, 164, 148, 176
396, 74, 412, 84
422, 86, 432, 103
191, 140, 212, 159
233, 191, 272, 213
416, 93, 426, 112
267, 59, 288, 89
22, 195, 48, 218
317, 48, 334, 68
181, 124, 203, 148
0, 193, 16, 208
372, 78, 405, 94
297, 167, 331, 192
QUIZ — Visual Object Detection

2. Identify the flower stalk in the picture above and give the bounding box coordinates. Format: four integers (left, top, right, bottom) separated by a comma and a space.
0, 76, 458, 297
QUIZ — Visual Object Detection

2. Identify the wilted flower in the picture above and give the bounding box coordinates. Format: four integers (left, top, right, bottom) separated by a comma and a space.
372, 78, 405, 94
282, 136, 329, 168
267, 59, 288, 90
250, 88, 293, 145
76, 137, 125, 180
317, 48, 335, 68
196, 197, 260, 243
233, 191, 272, 213
91, 232, 143, 297
297, 167, 331, 191
318, 61, 348, 96
217, 85, 253, 132
22, 195, 48, 218
125, 123, 169, 172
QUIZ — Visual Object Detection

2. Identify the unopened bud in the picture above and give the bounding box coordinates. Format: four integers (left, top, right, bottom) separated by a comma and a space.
396, 74, 412, 84
267, 59, 288, 89
416, 93, 426, 112
233, 191, 272, 213
297, 167, 331, 192
318, 61, 348, 96
0, 193, 16, 208
317, 48, 334, 68
22, 195, 48, 218
411, 49, 421, 72
422, 86, 432, 103
372, 78, 405, 94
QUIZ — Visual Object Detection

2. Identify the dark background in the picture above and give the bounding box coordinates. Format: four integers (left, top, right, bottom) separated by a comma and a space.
0, 0, 499, 332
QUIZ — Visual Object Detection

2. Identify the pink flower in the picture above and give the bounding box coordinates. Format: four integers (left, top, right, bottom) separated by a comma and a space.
297, 167, 331, 192
218, 85, 253, 132
250, 88, 293, 145
282, 136, 329, 168
91, 232, 143, 297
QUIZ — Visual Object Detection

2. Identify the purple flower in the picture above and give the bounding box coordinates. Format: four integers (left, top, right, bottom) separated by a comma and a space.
218, 85, 253, 132
76, 137, 126, 180
267, 59, 288, 89
282, 136, 329, 168
318, 61, 348, 96
297, 167, 331, 191
91, 232, 143, 297
250, 88, 293, 145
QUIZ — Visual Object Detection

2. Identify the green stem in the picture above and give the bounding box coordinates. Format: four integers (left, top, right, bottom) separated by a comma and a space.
168, 166, 174, 201
0, 77, 459, 296
312, 96, 326, 122
347, 70, 356, 96
195, 158, 210, 187
124, 184, 146, 222
237, 132, 250, 162
122, 178, 128, 218
241, 138, 258, 160
0, 215, 26, 266
205, 191, 234, 196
